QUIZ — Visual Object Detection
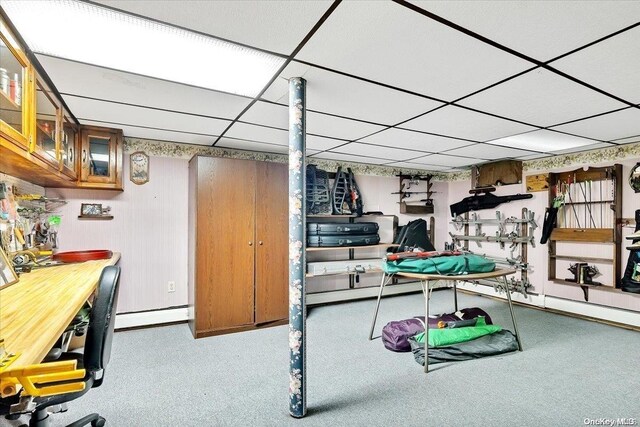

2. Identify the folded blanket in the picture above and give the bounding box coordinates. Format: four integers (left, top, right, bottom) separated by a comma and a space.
413, 316, 501, 347
409, 330, 519, 365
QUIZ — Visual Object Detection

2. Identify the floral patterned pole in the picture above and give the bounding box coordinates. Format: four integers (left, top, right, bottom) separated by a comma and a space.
288, 77, 306, 418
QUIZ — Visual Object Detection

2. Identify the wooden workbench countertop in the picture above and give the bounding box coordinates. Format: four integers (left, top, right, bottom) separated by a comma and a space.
0, 253, 120, 369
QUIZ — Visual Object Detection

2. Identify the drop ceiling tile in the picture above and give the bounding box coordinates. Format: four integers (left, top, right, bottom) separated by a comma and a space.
261, 63, 444, 124
66, 96, 231, 135
385, 162, 451, 172
37, 55, 251, 120
80, 120, 216, 145
217, 137, 288, 154
613, 135, 640, 145
550, 108, 640, 142
296, 1, 531, 101
552, 26, 640, 104
224, 122, 288, 146
310, 152, 388, 165
306, 135, 345, 152
410, 154, 479, 167
358, 128, 470, 153
444, 143, 537, 159
400, 105, 537, 142
552, 142, 613, 155
332, 143, 425, 161
410, 1, 640, 61
458, 69, 626, 127
241, 101, 384, 140
92, 0, 333, 55
308, 112, 385, 140
236, 100, 288, 128
487, 130, 601, 153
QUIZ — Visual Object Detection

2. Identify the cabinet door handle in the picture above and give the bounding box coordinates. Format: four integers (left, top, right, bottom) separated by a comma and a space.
69, 147, 74, 162
82, 149, 87, 163
259, 241, 263, 246
249, 241, 253, 246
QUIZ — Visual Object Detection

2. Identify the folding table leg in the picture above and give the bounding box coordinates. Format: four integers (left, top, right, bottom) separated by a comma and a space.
368, 273, 393, 340
453, 280, 458, 312
424, 280, 430, 374
501, 276, 523, 351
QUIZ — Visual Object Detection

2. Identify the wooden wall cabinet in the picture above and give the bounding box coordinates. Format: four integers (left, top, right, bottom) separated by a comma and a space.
0, 15, 32, 151
0, 14, 123, 190
32, 79, 61, 169
188, 156, 288, 338
78, 126, 123, 190
60, 116, 78, 179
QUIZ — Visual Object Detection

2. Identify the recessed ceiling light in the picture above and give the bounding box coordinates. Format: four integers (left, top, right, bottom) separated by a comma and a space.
487, 130, 596, 152
1, 0, 285, 97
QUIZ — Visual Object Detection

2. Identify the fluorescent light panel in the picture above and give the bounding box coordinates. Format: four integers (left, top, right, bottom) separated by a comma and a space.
487, 130, 596, 152
1, 0, 285, 97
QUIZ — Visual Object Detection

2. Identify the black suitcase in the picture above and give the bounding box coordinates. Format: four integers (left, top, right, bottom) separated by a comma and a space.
307, 234, 380, 247
307, 222, 379, 236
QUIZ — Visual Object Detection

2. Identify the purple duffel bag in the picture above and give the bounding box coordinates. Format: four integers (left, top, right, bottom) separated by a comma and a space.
382, 317, 426, 352
382, 308, 493, 352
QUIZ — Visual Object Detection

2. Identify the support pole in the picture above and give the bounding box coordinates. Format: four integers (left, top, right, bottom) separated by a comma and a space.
288, 77, 306, 418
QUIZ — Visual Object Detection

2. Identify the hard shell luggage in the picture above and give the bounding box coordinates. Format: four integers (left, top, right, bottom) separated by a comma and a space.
307, 234, 380, 247
307, 222, 379, 236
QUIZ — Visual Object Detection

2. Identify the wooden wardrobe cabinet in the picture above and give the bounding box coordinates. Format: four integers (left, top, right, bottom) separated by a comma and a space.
188, 156, 288, 338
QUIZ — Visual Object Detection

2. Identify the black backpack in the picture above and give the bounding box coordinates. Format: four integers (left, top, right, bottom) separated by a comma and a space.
392, 219, 435, 252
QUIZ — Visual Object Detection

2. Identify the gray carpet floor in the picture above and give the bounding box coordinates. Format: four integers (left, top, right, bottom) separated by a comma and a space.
6, 290, 640, 426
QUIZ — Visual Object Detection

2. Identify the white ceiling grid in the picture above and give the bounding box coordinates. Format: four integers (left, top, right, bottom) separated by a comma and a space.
18, 0, 640, 169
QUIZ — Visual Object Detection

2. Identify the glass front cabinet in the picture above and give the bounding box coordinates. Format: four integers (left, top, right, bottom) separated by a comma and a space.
0, 16, 30, 149
33, 80, 60, 167
0, 14, 123, 190
79, 126, 123, 188
60, 115, 78, 179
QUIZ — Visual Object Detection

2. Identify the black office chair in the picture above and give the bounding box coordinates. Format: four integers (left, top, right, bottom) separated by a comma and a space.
25, 266, 121, 427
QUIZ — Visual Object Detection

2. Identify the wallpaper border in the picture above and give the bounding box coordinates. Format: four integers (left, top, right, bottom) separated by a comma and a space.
124, 137, 640, 181
124, 138, 452, 180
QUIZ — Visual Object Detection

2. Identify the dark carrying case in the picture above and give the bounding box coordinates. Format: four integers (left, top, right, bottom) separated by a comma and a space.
307, 222, 379, 236
307, 234, 380, 247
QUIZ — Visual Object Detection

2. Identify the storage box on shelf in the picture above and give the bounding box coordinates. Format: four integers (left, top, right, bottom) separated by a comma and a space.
305, 215, 437, 305
306, 215, 397, 302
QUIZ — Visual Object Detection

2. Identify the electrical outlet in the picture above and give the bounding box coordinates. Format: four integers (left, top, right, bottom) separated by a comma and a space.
167, 281, 176, 293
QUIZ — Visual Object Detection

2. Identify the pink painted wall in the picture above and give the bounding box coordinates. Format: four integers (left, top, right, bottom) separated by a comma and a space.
447, 158, 640, 312
46, 156, 189, 314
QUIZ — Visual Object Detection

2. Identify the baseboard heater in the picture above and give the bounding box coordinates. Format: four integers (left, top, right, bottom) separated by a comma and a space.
115, 306, 188, 330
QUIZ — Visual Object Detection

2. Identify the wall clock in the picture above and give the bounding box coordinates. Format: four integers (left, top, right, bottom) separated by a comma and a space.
130, 151, 149, 185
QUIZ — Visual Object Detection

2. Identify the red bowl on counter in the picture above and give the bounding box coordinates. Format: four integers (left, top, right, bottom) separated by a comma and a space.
52, 250, 113, 263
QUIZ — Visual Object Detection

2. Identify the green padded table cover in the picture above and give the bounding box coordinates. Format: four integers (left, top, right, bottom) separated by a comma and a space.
384, 254, 496, 275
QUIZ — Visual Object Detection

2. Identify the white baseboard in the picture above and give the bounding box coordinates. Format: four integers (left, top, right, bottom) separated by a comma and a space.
455, 281, 639, 328
307, 282, 423, 306
544, 296, 640, 328
115, 307, 188, 330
